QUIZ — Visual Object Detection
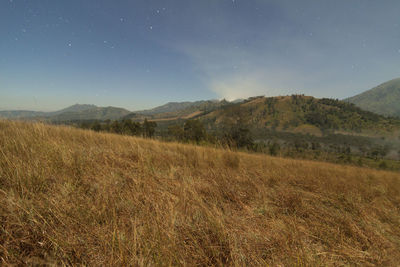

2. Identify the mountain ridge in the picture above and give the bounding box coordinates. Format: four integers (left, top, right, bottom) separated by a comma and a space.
345, 78, 400, 117
197, 95, 400, 136
0, 104, 131, 121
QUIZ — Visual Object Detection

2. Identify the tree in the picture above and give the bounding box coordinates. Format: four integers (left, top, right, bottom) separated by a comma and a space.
294, 139, 308, 152
110, 120, 123, 134
91, 121, 102, 132
183, 120, 206, 143
269, 142, 280, 156
143, 119, 157, 138
168, 124, 185, 141
231, 127, 254, 149
219, 114, 254, 149
122, 120, 142, 136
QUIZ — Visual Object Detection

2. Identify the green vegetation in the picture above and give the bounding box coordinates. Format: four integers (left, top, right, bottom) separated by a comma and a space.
79, 119, 156, 138
202, 95, 400, 133
78, 117, 400, 171
5, 95, 400, 171
70, 95, 400, 171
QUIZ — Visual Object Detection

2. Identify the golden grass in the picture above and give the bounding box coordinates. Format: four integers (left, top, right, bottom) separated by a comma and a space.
0, 120, 400, 266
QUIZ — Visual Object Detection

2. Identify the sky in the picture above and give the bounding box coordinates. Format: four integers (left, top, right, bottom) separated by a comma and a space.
1, 0, 399, 111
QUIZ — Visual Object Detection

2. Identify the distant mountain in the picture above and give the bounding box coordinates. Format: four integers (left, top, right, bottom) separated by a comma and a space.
50, 106, 131, 121
0, 110, 48, 119
125, 100, 231, 121
134, 100, 221, 115
346, 78, 400, 117
0, 104, 131, 121
199, 95, 400, 135
52, 104, 97, 115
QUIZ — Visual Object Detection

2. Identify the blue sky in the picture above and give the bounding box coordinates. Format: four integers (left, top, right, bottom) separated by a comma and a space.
1, 0, 399, 111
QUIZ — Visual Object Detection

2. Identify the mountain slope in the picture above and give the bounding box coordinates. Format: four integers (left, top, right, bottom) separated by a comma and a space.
1, 120, 400, 265
134, 100, 219, 115
346, 78, 400, 117
125, 99, 231, 121
0, 104, 97, 119
0, 110, 48, 119
49, 106, 131, 121
199, 95, 400, 135
52, 104, 97, 115
0, 104, 131, 121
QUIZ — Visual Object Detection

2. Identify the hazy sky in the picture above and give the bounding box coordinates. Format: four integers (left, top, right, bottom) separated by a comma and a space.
1, 0, 399, 111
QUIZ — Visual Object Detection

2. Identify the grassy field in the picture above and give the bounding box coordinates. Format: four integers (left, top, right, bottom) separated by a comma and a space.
1, 120, 400, 266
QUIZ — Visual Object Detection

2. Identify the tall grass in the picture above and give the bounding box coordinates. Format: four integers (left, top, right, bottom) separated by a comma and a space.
0, 120, 399, 265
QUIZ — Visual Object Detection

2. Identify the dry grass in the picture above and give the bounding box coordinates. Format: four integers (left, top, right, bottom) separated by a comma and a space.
0, 120, 400, 266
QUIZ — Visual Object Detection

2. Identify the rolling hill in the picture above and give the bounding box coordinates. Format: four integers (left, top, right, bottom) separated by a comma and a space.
2, 94, 400, 137
1, 120, 400, 265
125, 99, 231, 121
346, 78, 400, 117
49, 106, 131, 121
52, 104, 97, 115
134, 100, 219, 115
199, 95, 400, 135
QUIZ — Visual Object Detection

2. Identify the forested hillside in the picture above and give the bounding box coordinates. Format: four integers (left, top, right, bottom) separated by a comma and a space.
201, 95, 400, 134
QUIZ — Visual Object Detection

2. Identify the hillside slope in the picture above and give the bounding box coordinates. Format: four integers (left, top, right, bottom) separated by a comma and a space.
0, 104, 96, 119
51, 104, 97, 115
1, 121, 400, 265
134, 100, 218, 115
200, 95, 400, 135
49, 106, 131, 121
346, 78, 400, 117
125, 99, 230, 121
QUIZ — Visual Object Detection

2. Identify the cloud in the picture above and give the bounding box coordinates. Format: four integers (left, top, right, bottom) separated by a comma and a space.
167, 29, 318, 99
174, 42, 289, 97
160, 0, 400, 100
209, 71, 297, 100
210, 76, 267, 101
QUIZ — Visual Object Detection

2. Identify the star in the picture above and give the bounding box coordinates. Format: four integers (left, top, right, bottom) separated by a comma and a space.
68, 43, 72, 47
149, 26, 153, 30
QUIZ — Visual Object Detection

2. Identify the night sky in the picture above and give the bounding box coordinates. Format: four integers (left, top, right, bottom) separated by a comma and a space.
1, 0, 399, 111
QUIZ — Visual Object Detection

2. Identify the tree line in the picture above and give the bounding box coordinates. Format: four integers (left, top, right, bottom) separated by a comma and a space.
79, 118, 157, 138
77, 117, 398, 170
